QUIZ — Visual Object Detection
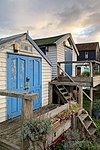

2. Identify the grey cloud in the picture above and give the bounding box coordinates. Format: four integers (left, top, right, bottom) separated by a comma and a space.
0, 0, 100, 43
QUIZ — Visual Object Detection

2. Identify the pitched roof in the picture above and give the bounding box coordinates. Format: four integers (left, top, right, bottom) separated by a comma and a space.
0, 33, 52, 66
34, 34, 66, 46
0, 33, 25, 44
76, 42, 99, 51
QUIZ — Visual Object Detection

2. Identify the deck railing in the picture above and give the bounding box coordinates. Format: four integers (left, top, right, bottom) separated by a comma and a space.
57, 60, 100, 116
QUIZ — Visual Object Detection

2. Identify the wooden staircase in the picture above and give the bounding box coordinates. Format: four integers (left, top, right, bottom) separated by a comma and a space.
54, 85, 72, 104
78, 109, 97, 138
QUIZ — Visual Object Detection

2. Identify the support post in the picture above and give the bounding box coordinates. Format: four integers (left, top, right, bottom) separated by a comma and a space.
90, 62, 93, 116
90, 62, 93, 78
78, 86, 83, 108
48, 83, 53, 104
57, 63, 60, 77
22, 99, 33, 120
90, 87, 93, 116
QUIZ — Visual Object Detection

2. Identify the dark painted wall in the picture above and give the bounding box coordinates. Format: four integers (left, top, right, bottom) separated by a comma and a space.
78, 50, 96, 61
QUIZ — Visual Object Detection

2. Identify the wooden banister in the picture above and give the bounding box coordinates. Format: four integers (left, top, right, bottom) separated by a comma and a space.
0, 90, 39, 120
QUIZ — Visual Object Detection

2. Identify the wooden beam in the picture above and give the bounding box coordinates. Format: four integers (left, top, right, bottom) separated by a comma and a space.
58, 60, 100, 65
0, 90, 39, 121
90, 87, 93, 116
0, 139, 20, 150
0, 90, 39, 100
50, 81, 91, 87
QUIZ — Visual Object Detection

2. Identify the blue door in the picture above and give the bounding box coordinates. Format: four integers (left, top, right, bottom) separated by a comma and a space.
65, 48, 72, 76
28, 57, 42, 110
7, 54, 42, 119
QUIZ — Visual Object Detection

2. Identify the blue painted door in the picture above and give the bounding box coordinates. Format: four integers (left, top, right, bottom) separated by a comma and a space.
7, 54, 42, 119
28, 57, 42, 110
65, 48, 72, 76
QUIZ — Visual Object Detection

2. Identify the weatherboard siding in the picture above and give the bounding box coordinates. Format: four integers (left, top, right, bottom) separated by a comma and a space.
0, 40, 52, 122
0, 48, 11, 122
46, 46, 57, 79
57, 42, 65, 72
72, 48, 77, 77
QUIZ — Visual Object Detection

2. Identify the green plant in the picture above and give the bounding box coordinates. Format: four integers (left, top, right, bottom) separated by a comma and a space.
70, 103, 80, 112
60, 130, 99, 150
82, 71, 90, 77
93, 71, 100, 76
21, 119, 52, 149
93, 99, 100, 111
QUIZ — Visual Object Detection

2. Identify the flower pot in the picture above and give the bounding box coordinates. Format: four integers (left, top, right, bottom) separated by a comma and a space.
53, 119, 60, 129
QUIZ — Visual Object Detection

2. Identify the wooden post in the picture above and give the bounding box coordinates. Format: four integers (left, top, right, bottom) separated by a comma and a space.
48, 83, 53, 104
57, 63, 60, 77
90, 87, 93, 116
0, 90, 39, 150
78, 86, 83, 108
90, 62, 93, 78
22, 99, 33, 120
90, 62, 93, 116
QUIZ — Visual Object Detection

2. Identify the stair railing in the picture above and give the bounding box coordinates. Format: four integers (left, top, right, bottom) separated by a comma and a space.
57, 64, 93, 103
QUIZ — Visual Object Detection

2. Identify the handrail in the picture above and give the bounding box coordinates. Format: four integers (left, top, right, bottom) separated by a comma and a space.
57, 64, 93, 102
58, 60, 100, 65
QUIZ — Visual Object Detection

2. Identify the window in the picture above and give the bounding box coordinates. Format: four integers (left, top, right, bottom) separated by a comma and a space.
85, 52, 88, 59
20, 43, 32, 52
40, 46, 48, 55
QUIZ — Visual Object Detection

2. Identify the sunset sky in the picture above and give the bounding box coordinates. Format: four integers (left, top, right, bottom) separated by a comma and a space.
0, 0, 100, 44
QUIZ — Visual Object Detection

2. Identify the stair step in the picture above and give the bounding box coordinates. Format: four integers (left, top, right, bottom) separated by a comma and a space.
89, 127, 96, 135
79, 113, 88, 121
62, 92, 68, 95
59, 88, 65, 91
64, 96, 71, 100
84, 120, 92, 129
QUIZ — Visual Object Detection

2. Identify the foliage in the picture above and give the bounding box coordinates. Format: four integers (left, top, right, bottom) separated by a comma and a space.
93, 99, 100, 111
70, 103, 80, 112
54, 130, 99, 150
21, 119, 52, 141
82, 71, 90, 77
93, 118, 100, 144
93, 71, 100, 76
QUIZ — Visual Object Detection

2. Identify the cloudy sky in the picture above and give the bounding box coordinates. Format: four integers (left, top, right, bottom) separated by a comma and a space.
0, 0, 100, 43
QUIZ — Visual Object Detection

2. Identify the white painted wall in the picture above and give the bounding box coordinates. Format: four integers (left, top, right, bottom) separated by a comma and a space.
57, 42, 65, 72
72, 48, 77, 77
0, 39, 52, 122
46, 46, 57, 79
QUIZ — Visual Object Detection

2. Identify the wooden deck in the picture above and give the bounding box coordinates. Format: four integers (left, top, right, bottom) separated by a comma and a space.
0, 104, 58, 150
55, 76, 100, 87
0, 103, 76, 150
93, 76, 100, 87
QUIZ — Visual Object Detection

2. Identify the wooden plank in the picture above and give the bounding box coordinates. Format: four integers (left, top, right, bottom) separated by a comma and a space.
58, 76, 91, 83
39, 102, 76, 120
93, 76, 100, 87
50, 81, 91, 87
47, 119, 71, 145
0, 90, 39, 100
0, 139, 20, 150
58, 60, 100, 65
54, 86, 67, 104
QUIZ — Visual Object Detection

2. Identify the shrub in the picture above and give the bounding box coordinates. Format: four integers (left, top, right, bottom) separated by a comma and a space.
82, 71, 90, 77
